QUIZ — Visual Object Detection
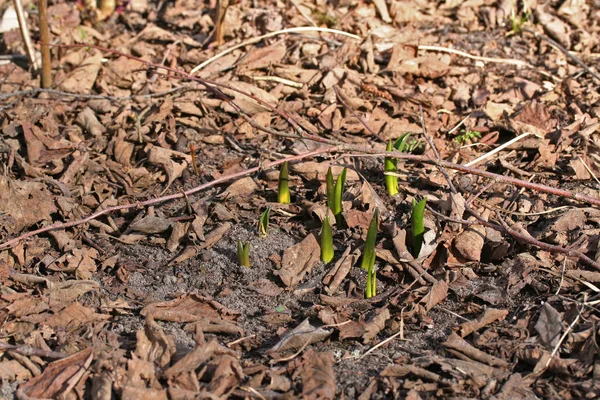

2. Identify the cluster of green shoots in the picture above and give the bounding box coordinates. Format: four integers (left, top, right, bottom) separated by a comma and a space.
236, 153, 427, 300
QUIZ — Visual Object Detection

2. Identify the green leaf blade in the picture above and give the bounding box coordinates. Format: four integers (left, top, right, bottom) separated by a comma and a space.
411, 198, 427, 257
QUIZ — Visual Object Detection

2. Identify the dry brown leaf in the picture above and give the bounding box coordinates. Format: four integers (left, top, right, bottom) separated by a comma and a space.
362, 307, 390, 343
145, 144, 191, 190
43, 302, 110, 329
301, 350, 336, 400
459, 308, 509, 337
135, 319, 176, 367
220, 177, 258, 199
0, 177, 56, 234
76, 107, 106, 137
267, 318, 332, 353
420, 280, 448, 312
129, 215, 173, 234
47, 280, 100, 305
18, 347, 93, 398
535, 302, 563, 349
238, 41, 287, 73
276, 233, 320, 287
0, 360, 32, 381
142, 294, 239, 323
58, 49, 102, 93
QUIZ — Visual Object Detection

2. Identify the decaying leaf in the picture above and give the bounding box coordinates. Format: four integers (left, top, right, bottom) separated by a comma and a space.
459, 308, 509, 338
0, 177, 56, 234
267, 318, 332, 354
301, 350, 336, 400
18, 347, 94, 398
276, 233, 320, 287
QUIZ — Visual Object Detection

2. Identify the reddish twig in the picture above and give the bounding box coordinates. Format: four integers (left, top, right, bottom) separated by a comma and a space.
0, 147, 336, 250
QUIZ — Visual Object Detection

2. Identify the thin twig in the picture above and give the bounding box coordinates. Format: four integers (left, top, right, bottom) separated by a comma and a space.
524, 28, 600, 84
190, 26, 362, 74
0, 85, 194, 101
13, 0, 38, 70
0, 147, 336, 250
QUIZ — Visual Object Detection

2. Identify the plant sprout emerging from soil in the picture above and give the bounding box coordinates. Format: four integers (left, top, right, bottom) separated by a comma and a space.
259, 207, 271, 238
384, 133, 412, 196
320, 215, 334, 264
361, 208, 379, 299
411, 198, 427, 258
278, 161, 290, 204
237, 240, 250, 267
454, 129, 481, 145
326, 166, 347, 224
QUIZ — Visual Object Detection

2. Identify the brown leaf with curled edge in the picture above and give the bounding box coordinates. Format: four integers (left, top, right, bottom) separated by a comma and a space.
442, 332, 509, 368
433, 357, 498, 388
76, 107, 106, 137
459, 308, 508, 338
301, 350, 336, 400
43, 302, 110, 330
323, 247, 360, 294
129, 215, 173, 234
46, 279, 100, 305
360, 180, 387, 214
362, 308, 390, 343
238, 41, 286, 74
0, 360, 32, 381
420, 280, 448, 312
18, 347, 93, 398
21, 121, 72, 166
219, 177, 258, 199
145, 144, 191, 191
135, 318, 176, 368
0, 176, 56, 234
535, 302, 563, 349
267, 318, 332, 354
453, 219, 486, 262
276, 233, 320, 287
208, 354, 245, 396
142, 293, 239, 323
58, 48, 102, 93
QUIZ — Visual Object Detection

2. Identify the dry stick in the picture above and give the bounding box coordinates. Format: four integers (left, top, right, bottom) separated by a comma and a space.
418, 107, 600, 271
6, 46, 600, 268
190, 26, 362, 74
523, 28, 600, 84
0, 85, 194, 101
38, 0, 51, 88
333, 85, 384, 142
13, 0, 38, 70
59, 43, 316, 142
0, 147, 335, 251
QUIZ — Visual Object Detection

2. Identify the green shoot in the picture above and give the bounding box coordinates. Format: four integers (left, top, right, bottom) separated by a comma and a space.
385, 140, 398, 196
333, 167, 347, 220
278, 161, 291, 204
361, 208, 379, 299
454, 129, 481, 145
411, 198, 427, 258
325, 166, 347, 225
326, 167, 335, 212
509, 8, 530, 35
384, 133, 424, 196
320, 216, 334, 264
237, 240, 250, 267
259, 207, 271, 238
